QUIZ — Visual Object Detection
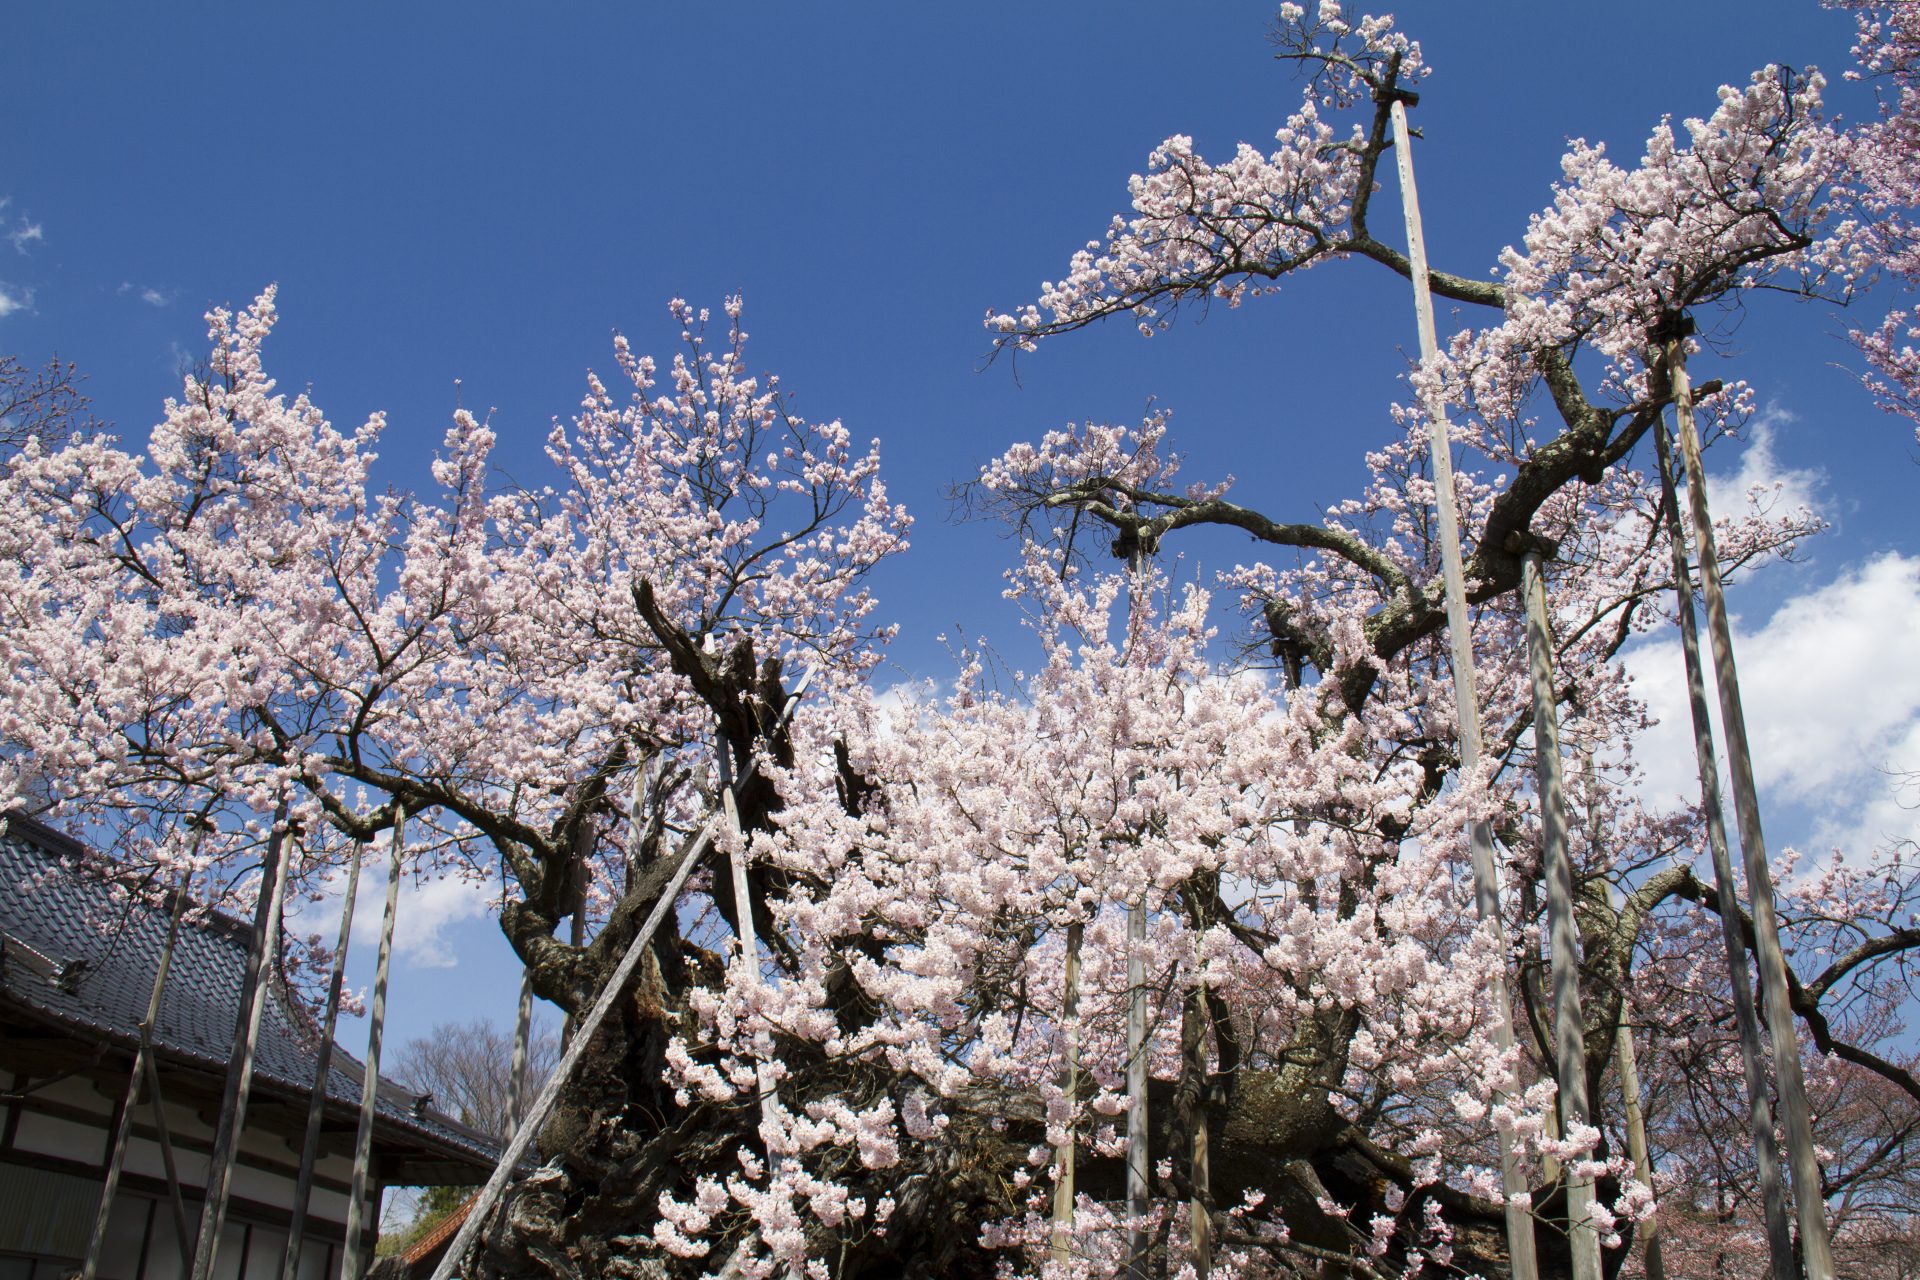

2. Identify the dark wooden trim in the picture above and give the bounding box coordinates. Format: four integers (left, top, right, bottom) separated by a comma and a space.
1, 1071, 21, 1150
2, 1085, 361, 1197
0, 1149, 353, 1246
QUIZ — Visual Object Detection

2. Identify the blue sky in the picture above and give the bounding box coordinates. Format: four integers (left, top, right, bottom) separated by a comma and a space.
6, 3, 1918, 1128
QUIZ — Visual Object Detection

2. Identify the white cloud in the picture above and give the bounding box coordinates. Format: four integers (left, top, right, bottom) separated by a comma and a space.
289, 860, 501, 970
7, 223, 42, 255
140, 287, 170, 307
0, 283, 31, 319
1624, 552, 1920, 858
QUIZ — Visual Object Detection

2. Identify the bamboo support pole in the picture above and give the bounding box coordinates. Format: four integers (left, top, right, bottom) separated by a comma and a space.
1051, 921, 1084, 1266
282, 841, 364, 1280
1658, 324, 1834, 1279
428, 669, 815, 1280
190, 803, 294, 1280
82, 872, 189, 1280
1650, 419, 1793, 1275
342, 811, 406, 1280
1388, 95, 1541, 1280
1519, 550, 1603, 1280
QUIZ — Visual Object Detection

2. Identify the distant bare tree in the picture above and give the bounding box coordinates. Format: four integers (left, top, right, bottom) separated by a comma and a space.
392, 1015, 560, 1140
0, 354, 97, 456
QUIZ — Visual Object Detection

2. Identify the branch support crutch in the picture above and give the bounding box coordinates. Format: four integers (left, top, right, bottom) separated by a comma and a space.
283, 840, 364, 1280
1650, 409, 1795, 1277
1518, 545, 1602, 1280
190, 801, 294, 1280
1655, 315, 1833, 1278
1388, 91, 1540, 1280
81, 869, 190, 1280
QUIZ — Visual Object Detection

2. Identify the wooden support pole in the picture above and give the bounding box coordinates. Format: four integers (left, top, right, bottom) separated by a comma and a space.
1184, 941, 1213, 1280
1659, 327, 1835, 1279
1582, 754, 1666, 1280
283, 841, 364, 1280
190, 802, 294, 1280
1651, 407, 1805, 1274
1119, 545, 1152, 1280
429, 670, 814, 1280
1051, 921, 1083, 1267
82, 872, 189, 1280
560, 821, 591, 1051
1388, 95, 1541, 1280
1519, 550, 1603, 1280
343, 811, 406, 1280
1612, 978, 1663, 1280
507, 971, 534, 1137
142, 1051, 194, 1268
1125, 900, 1150, 1280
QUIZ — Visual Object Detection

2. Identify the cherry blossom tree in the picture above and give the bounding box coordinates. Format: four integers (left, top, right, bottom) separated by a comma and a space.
6, 7, 1920, 1280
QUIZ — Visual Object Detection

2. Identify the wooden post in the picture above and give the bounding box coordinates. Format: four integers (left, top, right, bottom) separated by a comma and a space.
343, 810, 406, 1280
190, 802, 294, 1280
1388, 95, 1541, 1280
283, 841, 364, 1280
1519, 550, 1602, 1280
1658, 321, 1835, 1279
560, 822, 591, 1051
142, 1052, 194, 1268
1612, 978, 1663, 1280
428, 669, 815, 1280
507, 971, 535, 1136
1051, 921, 1083, 1267
82, 871, 189, 1280
1583, 755, 1666, 1280
1125, 900, 1150, 1280
1184, 938, 1212, 1280
1119, 545, 1152, 1280
1651, 408, 1799, 1277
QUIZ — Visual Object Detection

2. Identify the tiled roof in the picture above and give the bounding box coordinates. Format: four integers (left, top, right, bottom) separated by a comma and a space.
402, 1192, 478, 1267
0, 814, 503, 1173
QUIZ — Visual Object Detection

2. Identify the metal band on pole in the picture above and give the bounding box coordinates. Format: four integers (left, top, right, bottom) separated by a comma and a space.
283, 840, 364, 1280
190, 802, 294, 1280
1651, 418, 1794, 1277
429, 668, 815, 1280
1519, 549, 1602, 1280
1659, 329, 1834, 1278
343, 810, 407, 1280
1388, 95, 1541, 1280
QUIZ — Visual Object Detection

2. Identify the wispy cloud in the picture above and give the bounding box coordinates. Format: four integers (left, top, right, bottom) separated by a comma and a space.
140, 287, 171, 307
7, 223, 42, 255
0, 282, 32, 319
